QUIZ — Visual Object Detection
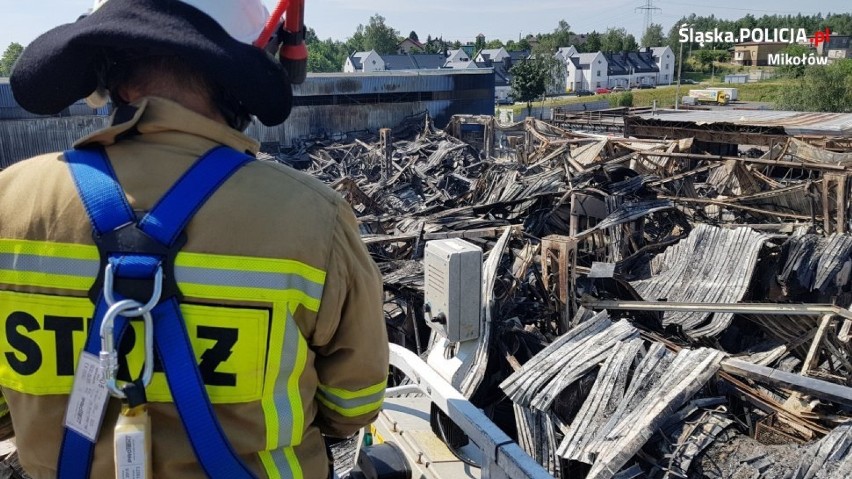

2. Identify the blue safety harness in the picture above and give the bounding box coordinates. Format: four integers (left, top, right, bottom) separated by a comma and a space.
58, 145, 258, 478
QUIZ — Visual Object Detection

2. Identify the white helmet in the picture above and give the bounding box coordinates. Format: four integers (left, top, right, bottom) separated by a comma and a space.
91, 0, 270, 44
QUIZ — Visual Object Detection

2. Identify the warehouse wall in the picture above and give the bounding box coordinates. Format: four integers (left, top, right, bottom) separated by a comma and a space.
1, 70, 495, 165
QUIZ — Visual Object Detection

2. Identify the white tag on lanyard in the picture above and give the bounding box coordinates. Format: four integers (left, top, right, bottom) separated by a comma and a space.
63, 351, 110, 442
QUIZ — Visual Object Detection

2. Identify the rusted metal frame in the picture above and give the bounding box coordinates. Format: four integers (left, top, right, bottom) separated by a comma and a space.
647, 164, 719, 186
637, 328, 831, 436
719, 371, 830, 437
583, 299, 852, 321
726, 182, 809, 203
379, 128, 392, 183
636, 151, 850, 172
658, 195, 816, 221
625, 125, 787, 147
362, 224, 523, 245
748, 167, 784, 189
722, 359, 852, 409
822, 336, 852, 376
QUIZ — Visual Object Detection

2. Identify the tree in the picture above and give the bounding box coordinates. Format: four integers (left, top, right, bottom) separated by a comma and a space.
584, 31, 602, 52
623, 34, 638, 52
485, 39, 505, 49
692, 49, 716, 73
641, 24, 665, 47
601, 28, 628, 52
346, 25, 366, 53
358, 14, 399, 54
0, 42, 24, 77
537, 20, 573, 54
776, 44, 810, 78
474, 34, 486, 53
777, 59, 852, 112
408, 31, 419, 42
552, 20, 572, 48
510, 58, 549, 115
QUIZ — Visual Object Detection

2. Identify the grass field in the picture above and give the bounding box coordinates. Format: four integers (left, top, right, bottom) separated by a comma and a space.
505, 80, 789, 115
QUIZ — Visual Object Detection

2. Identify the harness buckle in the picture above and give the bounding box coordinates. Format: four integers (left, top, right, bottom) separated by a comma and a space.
88, 221, 186, 305
99, 299, 156, 399
104, 263, 163, 314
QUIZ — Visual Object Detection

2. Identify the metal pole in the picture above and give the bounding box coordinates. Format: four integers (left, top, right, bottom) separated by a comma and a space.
675, 35, 684, 110
581, 299, 852, 320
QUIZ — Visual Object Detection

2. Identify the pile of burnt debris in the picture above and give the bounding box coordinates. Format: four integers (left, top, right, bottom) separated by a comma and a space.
285, 112, 852, 478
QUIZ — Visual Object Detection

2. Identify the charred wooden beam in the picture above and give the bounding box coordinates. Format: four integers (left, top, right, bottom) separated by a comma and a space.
541, 235, 578, 332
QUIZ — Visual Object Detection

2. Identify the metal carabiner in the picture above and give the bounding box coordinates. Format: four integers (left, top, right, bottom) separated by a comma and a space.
103, 262, 164, 315
99, 299, 155, 399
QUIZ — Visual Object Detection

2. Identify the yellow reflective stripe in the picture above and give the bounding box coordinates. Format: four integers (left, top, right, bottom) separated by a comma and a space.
0, 270, 90, 292
284, 448, 303, 479
0, 239, 98, 261
258, 445, 302, 479
289, 327, 308, 445
316, 382, 385, 417
175, 252, 326, 285
258, 452, 279, 479
316, 395, 384, 418
179, 284, 321, 311
316, 380, 386, 417
262, 308, 288, 451
0, 239, 98, 291
261, 307, 308, 454
0, 239, 326, 310
319, 381, 386, 400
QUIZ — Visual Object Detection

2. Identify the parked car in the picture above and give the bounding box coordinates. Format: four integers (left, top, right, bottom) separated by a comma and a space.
636, 84, 656, 89
574, 89, 594, 96
595, 87, 610, 94
680, 79, 697, 84
610, 86, 627, 92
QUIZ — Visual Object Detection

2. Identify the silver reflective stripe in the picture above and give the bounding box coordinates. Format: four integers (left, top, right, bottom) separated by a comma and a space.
0, 253, 98, 277
274, 312, 300, 445
267, 448, 296, 479
174, 266, 324, 300
317, 387, 385, 412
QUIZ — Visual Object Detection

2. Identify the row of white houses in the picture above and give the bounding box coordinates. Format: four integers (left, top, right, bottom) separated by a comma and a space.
558, 46, 676, 92
343, 45, 677, 101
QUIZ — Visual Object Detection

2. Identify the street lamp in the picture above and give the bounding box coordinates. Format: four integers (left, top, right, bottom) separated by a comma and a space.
675, 25, 686, 110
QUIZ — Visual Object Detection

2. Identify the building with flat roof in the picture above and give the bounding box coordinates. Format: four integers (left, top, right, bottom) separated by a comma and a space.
731, 42, 789, 66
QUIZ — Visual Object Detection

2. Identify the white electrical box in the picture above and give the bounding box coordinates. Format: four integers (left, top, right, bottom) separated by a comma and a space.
423, 239, 482, 343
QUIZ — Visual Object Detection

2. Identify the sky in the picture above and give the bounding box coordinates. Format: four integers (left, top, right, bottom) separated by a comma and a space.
2, 0, 850, 50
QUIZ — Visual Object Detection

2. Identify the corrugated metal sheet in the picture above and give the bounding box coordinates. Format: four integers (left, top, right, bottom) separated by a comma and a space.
247, 96, 491, 148
0, 80, 17, 108
636, 110, 852, 136
1, 82, 110, 119
296, 70, 491, 96
0, 117, 109, 168
630, 224, 768, 339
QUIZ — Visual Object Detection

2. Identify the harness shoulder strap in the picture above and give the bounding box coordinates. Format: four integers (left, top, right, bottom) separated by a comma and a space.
59, 145, 256, 479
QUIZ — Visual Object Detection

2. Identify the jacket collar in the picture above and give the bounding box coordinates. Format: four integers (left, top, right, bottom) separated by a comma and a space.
75, 97, 260, 155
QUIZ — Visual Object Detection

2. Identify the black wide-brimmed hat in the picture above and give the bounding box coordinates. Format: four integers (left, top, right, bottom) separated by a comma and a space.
10, 0, 292, 126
